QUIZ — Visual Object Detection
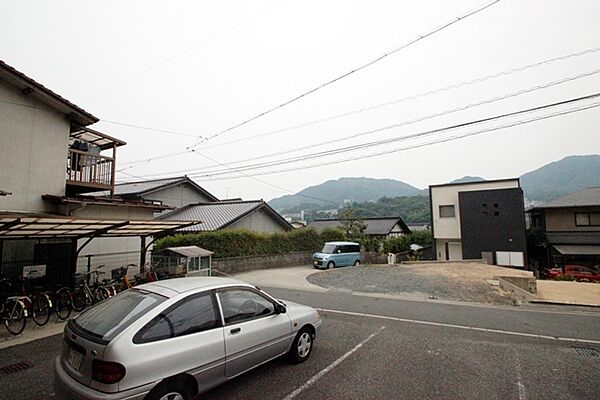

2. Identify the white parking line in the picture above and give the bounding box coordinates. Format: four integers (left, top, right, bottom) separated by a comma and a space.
317, 308, 600, 345
282, 326, 386, 400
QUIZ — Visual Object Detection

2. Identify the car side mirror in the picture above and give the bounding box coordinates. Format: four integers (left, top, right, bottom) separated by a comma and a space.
275, 303, 286, 314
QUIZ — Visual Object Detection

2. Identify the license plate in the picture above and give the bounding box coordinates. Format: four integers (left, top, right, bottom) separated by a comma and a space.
48, 300, 52, 308
67, 348, 83, 370
23, 309, 28, 317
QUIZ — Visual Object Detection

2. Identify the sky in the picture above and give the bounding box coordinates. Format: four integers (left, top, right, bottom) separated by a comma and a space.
1, 0, 599, 201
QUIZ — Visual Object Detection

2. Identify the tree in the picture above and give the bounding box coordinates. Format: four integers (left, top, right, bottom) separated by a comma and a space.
338, 208, 367, 240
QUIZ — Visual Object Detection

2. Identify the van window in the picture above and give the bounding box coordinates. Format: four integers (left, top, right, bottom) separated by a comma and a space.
321, 244, 336, 254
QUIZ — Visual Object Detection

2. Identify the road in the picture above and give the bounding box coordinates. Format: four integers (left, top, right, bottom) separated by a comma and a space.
0, 287, 598, 400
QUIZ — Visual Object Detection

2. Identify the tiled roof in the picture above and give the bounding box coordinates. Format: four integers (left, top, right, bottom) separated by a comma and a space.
538, 187, 600, 208
112, 177, 188, 196
0, 59, 98, 126
158, 200, 291, 231
89, 176, 219, 201
309, 217, 410, 235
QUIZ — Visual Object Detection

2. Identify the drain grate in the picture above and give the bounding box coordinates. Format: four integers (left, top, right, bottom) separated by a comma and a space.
0, 360, 33, 375
572, 347, 600, 357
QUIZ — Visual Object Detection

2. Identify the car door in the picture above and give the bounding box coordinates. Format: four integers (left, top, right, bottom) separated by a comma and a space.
217, 288, 292, 378
131, 291, 226, 393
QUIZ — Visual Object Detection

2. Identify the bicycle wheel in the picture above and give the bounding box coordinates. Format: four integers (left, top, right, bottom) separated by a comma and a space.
94, 287, 110, 303
4, 300, 27, 335
71, 286, 87, 312
32, 294, 51, 326
56, 288, 72, 320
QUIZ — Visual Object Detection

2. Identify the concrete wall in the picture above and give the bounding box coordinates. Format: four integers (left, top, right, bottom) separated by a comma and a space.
69, 204, 154, 219
0, 79, 69, 212
545, 207, 600, 232
212, 251, 313, 274
430, 180, 520, 240
229, 208, 288, 233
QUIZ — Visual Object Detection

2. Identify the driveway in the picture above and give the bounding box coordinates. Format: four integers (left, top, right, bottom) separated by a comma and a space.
234, 262, 533, 305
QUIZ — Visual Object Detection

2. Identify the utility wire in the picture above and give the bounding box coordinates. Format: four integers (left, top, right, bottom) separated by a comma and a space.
82, 0, 285, 102
148, 67, 600, 176
148, 92, 600, 178
116, 44, 600, 167
184, 92, 600, 177
128, 86, 600, 180
187, 0, 501, 147
192, 100, 600, 181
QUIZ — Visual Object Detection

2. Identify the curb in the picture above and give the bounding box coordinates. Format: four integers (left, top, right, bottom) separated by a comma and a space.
528, 300, 600, 308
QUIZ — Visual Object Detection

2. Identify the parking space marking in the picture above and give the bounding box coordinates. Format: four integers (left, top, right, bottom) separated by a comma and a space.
282, 326, 386, 400
317, 308, 600, 345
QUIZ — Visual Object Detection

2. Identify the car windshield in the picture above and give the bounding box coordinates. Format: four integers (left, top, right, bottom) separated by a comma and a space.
72, 289, 166, 342
321, 244, 336, 254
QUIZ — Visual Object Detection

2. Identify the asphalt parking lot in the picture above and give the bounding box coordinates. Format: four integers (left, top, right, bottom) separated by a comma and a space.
2, 287, 599, 400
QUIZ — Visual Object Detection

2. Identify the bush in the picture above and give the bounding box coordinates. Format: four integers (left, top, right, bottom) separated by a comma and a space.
155, 227, 343, 258
382, 236, 410, 254
319, 227, 347, 243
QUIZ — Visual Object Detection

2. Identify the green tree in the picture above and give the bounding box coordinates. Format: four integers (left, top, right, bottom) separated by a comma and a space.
338, 208, 367, 240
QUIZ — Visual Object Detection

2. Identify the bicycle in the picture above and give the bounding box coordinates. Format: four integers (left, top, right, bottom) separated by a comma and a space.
107, 264, 136, 294
44, 285, 72, 320
0, 278, 28, 335
71, 271, 112, 312
17, 276, 53, 326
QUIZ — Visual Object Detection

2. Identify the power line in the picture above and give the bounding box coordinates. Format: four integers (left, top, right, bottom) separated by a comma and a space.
191, 100, 600, 181
186, 151, 337, 205
184, 92, 600, 177
158, 92, 600, 179
187, 0, 500, 147
81, 0, 285, 102
195, 45, 600, 152
166, 68, 600, 175
127, 76, 600, 179
116, 44, 600, 167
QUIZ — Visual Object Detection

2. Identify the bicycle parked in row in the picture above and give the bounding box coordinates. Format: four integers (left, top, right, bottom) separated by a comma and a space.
0, 278, 28, 335
71, 270, 112, 312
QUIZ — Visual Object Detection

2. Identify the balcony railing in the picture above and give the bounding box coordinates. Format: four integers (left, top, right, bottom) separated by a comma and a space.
66, 148, 114, 190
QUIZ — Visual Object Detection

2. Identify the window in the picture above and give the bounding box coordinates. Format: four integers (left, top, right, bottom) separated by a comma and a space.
73, 289, 166, 342
576, 212, 600, 226
439, 205, 455, 218
134, 292, 218, 343
188, 257, 200, 272
218, 289, 274, 325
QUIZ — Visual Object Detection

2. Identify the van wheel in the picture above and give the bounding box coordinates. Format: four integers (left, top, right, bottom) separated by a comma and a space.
354, 260, 360, 266
327, 261, 335, 269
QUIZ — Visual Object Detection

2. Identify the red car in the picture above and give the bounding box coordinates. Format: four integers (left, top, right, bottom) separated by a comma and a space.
545, 265, 600, 281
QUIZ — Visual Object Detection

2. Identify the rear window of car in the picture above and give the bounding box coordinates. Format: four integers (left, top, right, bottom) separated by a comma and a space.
71, 289, 166, 343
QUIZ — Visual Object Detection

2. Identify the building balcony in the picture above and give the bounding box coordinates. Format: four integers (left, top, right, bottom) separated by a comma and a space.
66, 127, 126, 196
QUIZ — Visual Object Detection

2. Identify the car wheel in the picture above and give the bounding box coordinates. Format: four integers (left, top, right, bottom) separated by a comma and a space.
354, 260, 361, 266
145, 381, 193, 400
288, 327, 313, 364
327, 261, 335, 269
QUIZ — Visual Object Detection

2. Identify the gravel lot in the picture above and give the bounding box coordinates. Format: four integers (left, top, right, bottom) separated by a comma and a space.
306, 263, 530, 304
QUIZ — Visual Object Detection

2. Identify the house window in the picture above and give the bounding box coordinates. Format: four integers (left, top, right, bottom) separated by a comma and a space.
576, 212, 600, 226
439, 205, 455, 218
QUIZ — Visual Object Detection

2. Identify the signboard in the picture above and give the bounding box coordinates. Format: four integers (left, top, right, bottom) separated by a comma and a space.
22, 265, 46, 279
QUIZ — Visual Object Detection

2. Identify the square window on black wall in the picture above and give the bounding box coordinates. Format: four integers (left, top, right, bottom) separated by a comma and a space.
494, 211, 500, 216
493, 203, 499, 208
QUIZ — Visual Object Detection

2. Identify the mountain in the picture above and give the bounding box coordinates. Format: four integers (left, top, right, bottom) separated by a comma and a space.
520, 155, 600, 202
269, 177, 421, 212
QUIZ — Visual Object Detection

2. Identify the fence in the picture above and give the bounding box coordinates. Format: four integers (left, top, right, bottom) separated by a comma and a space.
76, 251, 148, 279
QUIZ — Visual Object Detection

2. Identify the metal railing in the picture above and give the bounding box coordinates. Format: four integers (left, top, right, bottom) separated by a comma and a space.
66, 148, 114, 189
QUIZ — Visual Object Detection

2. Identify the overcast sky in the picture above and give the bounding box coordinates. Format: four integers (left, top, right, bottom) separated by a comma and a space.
2, 0, 599, 201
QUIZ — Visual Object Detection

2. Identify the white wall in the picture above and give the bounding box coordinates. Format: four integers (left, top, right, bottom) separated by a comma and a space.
229, 208, 287, 233
430, 180, 520, 240
0, 80, 69, 212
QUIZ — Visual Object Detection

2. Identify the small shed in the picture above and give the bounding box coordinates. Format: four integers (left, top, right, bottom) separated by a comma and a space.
152, 246, 213, 277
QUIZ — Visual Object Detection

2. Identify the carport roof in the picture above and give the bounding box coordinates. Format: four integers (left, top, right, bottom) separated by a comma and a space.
552, 244, 600, 256
0, 215, 199, 239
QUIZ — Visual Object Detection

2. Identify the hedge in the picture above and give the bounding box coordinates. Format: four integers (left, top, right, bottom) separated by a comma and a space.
155, 227, 432, 258
155, 227, 338, 258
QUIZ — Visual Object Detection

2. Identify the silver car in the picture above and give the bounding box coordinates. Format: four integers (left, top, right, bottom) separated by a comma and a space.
54, 277, 321, 400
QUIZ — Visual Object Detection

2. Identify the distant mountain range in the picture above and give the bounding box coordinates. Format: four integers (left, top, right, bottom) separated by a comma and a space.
269, 155, 600, 212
